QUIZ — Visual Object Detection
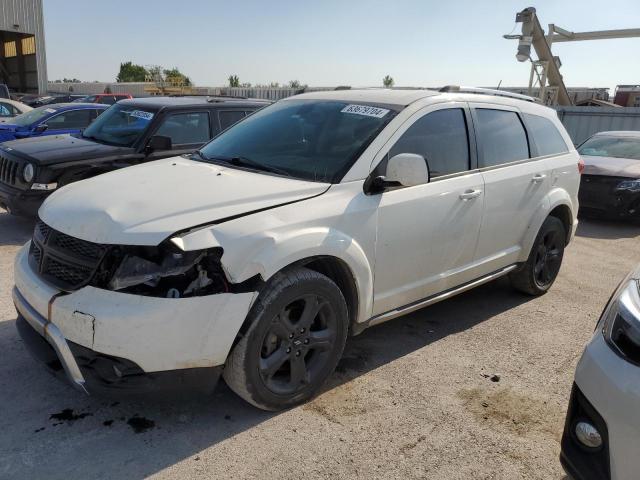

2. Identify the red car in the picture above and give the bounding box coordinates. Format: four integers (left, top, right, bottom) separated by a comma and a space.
72, 93, 133, 105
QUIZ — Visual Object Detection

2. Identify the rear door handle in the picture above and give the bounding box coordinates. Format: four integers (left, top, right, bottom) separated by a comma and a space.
531, 174, 547, 183
459, 189, 482, 200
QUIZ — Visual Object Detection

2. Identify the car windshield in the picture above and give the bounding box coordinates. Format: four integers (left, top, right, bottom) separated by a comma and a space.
198, 100, 397, 183
10, 105, 57, 126
579, 136, 640, 161
81, 103, 156, 147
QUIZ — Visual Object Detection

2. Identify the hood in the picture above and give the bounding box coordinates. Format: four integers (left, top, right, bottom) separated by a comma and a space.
39, 157, 330, 246
2, 134, 132, 166
582, 155, 640, 178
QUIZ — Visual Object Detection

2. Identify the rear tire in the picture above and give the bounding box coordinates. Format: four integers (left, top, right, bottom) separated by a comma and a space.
510, 216, 566, 296
223, 267, 348, 411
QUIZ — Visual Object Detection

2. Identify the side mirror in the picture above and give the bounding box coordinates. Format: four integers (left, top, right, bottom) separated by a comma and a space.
146, 135, 172, 153
34, 124, 48, 133
386, 153, 430, 187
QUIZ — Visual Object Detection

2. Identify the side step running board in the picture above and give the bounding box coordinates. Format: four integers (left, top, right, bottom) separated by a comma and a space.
367, 264, 518, 327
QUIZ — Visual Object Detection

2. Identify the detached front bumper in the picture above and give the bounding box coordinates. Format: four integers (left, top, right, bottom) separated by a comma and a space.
13, 243, 257, 397
0, 182, 48, 217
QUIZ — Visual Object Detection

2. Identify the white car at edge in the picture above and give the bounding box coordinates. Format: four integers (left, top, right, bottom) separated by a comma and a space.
12, 87, 581, 410
561, 265, 640, 480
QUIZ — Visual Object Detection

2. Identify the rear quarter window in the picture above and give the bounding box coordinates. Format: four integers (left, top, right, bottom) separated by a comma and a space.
524, 113, 569, 157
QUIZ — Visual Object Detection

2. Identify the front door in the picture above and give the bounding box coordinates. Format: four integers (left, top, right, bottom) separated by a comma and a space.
372, 104, 485, 316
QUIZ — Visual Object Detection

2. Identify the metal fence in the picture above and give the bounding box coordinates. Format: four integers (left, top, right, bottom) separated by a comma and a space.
556, 106, 640, 145
47, 82, 334, 100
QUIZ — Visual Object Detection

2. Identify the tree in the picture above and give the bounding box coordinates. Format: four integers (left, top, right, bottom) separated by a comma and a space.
228, 75, 240, 87
116, 61, 147, 82
163, 67, 192, 86
288, 80, 301, 89
383, 75, 394, 88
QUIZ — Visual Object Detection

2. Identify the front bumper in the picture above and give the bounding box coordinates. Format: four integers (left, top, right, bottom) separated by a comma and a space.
562, 332, 640, 480
15, 308, 222, 397
0, 182, 48, 217
578, 177, 640, 220
13, 242, 257, 396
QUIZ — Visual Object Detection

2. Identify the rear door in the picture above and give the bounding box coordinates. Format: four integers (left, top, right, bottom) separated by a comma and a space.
471, 104, 552, 274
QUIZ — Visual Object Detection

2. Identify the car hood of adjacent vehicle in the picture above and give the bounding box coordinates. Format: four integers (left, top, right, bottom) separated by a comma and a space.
582, 155, 640, 178
39, 156, 330, 246
2, 134, 133, 165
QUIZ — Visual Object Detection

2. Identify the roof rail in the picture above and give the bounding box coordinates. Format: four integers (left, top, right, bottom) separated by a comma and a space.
438, 85, 540, 103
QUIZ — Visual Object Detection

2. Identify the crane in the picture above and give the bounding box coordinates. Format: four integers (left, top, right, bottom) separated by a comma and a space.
505, 7, 640, 106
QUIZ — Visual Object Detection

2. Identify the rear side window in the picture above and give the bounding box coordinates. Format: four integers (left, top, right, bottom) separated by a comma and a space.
475, 109, 529, 167
523, 113, 568, 157
155, 112, 211, 145
219, 110, 246, 130
46, 109, 93, 129
389, 108, 470, 177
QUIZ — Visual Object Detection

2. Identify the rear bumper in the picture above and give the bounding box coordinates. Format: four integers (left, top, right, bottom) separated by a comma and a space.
0, 182, 47, 217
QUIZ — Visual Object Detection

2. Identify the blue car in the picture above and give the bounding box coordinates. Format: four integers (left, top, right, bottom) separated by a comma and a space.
0, 103, 108, 142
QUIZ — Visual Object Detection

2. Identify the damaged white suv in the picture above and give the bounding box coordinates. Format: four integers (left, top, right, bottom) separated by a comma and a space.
13, 87, 580, 410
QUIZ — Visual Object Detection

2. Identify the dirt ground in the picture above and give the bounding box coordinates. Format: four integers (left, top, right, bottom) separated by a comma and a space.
1, 207, 638, 480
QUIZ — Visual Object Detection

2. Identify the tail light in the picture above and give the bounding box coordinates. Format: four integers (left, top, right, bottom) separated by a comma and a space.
578, 156, 585, 174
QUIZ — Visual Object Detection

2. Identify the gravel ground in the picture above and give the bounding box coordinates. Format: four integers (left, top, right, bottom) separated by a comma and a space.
1, 207, 639, 480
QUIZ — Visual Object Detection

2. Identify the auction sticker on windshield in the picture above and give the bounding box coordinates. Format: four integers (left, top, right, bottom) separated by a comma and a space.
341, 104, 389, 118
44, 108, 57, 114
128, 110, 154, 121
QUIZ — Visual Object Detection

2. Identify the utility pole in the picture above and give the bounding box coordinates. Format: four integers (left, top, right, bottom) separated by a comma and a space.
505, 7, 640, 106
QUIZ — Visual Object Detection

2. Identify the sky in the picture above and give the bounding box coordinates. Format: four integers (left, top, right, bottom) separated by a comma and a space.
43, 0, 640, 91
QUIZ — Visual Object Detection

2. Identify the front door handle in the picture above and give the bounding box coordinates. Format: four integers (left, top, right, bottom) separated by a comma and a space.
459, 189, 482, 200
531, 173, 547, 183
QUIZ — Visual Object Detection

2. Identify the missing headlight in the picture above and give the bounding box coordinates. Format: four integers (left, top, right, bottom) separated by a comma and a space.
94, 245, 230, 298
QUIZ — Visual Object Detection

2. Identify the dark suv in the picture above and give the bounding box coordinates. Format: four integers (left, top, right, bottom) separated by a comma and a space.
0, 96, 271, 216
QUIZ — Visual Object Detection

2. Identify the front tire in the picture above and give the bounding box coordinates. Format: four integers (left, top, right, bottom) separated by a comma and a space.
223, 267, 348, 411
510, 216, 566, 296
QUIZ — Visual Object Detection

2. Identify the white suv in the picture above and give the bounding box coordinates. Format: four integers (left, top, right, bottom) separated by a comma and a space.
13, 87, 580, 410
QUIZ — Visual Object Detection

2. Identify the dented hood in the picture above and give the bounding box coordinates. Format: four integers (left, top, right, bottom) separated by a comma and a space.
39, 156, 330, 245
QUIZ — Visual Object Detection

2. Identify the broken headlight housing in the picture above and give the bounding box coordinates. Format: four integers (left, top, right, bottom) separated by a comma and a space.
615, 179, 640, 193
601, 266, 640, 365
94, 244, 229, 298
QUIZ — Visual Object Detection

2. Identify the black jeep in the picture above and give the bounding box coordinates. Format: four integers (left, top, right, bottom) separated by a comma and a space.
0, 96, 271, 216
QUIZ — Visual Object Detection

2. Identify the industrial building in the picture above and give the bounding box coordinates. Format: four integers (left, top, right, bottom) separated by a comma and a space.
0, 0, 47, 94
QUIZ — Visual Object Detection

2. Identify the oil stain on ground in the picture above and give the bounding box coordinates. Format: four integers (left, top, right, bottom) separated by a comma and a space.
458, 387, 564, 440
127, 416, 155, 433
49, 409, 93, 422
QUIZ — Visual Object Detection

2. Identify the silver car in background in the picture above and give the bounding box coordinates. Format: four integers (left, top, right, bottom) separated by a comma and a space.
561, 264, 640, 480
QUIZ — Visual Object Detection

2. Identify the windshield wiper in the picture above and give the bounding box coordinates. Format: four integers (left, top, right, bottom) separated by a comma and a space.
206, 155, 291, 177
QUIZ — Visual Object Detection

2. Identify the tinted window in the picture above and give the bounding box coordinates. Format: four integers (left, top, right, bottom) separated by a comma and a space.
155, 112, 211, 145
389, 108, 470, 177
0, 103, 12, 117
46, 109, 93, 129
199, 100, 395, 183
476, 109, 529, 167
579, 136, 640, 160
219, 110, 246, 130
524, 113, 568, 156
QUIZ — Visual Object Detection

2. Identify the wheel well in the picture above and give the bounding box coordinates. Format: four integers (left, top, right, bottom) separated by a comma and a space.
301, 256, 359, 332
549, 204, 573, 245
